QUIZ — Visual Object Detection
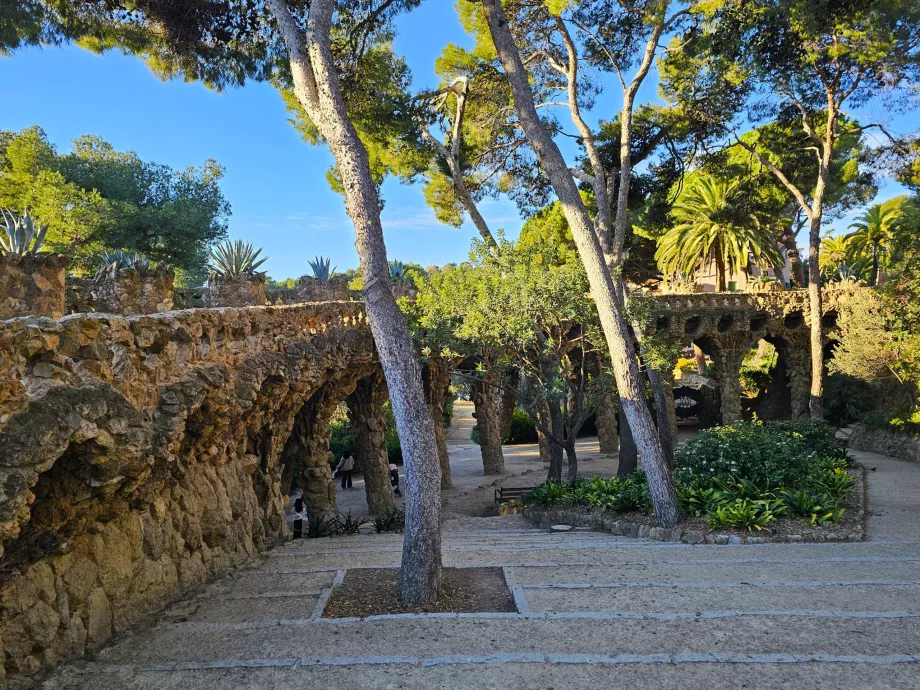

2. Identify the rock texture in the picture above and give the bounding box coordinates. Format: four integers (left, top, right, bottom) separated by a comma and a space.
0, 253, 67, 320
0, 302, 376, 686
848, 425, 920, 463
91, 264, 175, 316
347, 372, 395, 514
206, 273, 266, 307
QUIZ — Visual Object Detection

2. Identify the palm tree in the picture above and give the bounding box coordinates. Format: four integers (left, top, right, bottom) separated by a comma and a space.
819, 235, 851, 277
846, 202, 902, 286
655, 174, 783, 291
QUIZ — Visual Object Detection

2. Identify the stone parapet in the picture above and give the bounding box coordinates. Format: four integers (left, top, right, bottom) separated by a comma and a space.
0, 253, 67, 320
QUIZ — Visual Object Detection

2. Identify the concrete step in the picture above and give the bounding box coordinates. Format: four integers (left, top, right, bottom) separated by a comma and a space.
523, 582, 920, 614
509, 559, 920, 586
93, 615, 920, 666
47, 657, 920, 690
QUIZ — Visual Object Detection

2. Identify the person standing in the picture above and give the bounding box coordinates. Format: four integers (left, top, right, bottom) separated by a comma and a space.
292, 493, 307, 539
336, 452, 354, 490
389, 462, 401, 497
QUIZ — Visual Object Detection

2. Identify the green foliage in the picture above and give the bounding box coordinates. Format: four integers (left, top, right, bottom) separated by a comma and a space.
308, 255, 337, 281
504, 408, 538, 444
0, 208, 48, 255
524, 473, 652, 515
306, 515, 337, 539
0, 127, 229, 277
209, 239, 267, 278
373, 506, 405, 533
335, 511, 364, 536
99, 249, 152, 273
655, 173, 783, 290
739, 343, 777, 398
708, 498, 781, 532
328, 416, 354, 462
846, 200, 905, 285
824, 374, 874, 427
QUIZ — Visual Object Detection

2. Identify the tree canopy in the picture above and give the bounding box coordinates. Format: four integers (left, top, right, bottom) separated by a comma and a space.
0, 126, 230, 282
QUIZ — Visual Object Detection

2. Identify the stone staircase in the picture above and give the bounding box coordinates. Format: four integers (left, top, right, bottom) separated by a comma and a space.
44, 518, 920, 689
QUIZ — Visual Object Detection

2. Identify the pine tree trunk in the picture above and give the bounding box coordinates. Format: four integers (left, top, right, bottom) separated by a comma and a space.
481, 0, 682, 526
617, 405, 638, 477
268, 0, 441, 604
471, 368, 505, 474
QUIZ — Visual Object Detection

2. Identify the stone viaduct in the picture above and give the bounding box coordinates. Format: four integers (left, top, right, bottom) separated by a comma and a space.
0, 287, 853, 684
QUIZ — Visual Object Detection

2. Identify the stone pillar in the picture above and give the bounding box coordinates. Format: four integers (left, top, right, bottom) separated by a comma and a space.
784, 345, 812, 421
423, 357, 453, 489
296, 277, 350, 302
596, 392, 619, 454
617, 404, 638, 477
207, 273, 266, 307
471, 368, 505, 475
281, 389, 340, 516
711, 346, 746, 424
347, 372, 395, 515
92, 264, 175, 315
0, 253, 66, 319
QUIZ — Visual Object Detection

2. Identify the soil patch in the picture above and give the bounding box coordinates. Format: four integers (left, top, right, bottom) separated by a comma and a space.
324, 567, 515, 618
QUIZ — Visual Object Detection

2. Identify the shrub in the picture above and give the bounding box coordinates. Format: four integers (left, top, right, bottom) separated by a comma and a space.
335, 511, 364, 535
306, 515, 337, 538
824, 374, 874, 427
675, 420, 846, 488
328, 417, 354, 461
373, 506, 405, 533
505, 408, 538, 444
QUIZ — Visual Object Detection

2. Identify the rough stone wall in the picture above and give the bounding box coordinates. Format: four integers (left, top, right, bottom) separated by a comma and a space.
423, 357, 454, 489
91, 264, 175, 316
849, 426, 920, 463
0, 302, 376, 686
296, 278, 351, 303
347, 372, 395, 514
206, 273, 267, 307
0, 253, 67, 320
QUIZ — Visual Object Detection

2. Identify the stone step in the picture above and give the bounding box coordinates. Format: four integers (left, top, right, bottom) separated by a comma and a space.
206, 571, 337, 597
93, 615, 920, 666
523, 582, 920, 614
47, 656, 920, 690
163, 595, 322, 625
509, 559, 920, 586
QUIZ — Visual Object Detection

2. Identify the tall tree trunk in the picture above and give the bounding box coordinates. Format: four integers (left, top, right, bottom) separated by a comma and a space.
267, 0, 441, 604
565, 437, 578, 483
481, 0, 682, 527
471, 368, 505, 474
782, 230, 805, 287
546, 399, 565, 483
715, 242, 727, 292
595, 391, 619, 455
617, 405, 638, 477
423, 357, 453, 489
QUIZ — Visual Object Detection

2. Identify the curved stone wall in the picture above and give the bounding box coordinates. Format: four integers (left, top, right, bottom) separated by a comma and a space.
0, 302, 376, 686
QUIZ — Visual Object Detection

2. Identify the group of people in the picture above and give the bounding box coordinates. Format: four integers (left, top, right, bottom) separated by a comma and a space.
335, 452, 401, 496
291, 452, 402, 539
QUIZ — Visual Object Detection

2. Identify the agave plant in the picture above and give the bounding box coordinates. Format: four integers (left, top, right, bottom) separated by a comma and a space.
308, 255, 337, 281
0, 209, 49, 256
209, 239, 268, 278
99, 250, 151, 273
388, 260, 411, 281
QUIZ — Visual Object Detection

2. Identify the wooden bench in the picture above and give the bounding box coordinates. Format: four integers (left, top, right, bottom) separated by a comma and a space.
494, 486, 535, 504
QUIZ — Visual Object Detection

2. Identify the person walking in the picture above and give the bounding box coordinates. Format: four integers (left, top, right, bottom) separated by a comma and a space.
336, 452, 354, 490
292, 492, 307, 539
389, 462, 401, 497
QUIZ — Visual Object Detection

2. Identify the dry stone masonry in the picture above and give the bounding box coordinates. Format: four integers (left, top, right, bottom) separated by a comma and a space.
0, 253, 67, 320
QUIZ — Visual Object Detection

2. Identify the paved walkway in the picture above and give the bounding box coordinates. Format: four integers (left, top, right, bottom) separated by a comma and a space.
44, 411, 920, 689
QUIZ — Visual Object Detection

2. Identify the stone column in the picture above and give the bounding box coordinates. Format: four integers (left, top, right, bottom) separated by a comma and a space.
784, 344, 812, 421
617, 404, 638, 477
423, 357, 453, 489
596, 392, 619, 454
711, 346, 747, 424
471, 368, 505, 475
92, 264, 175, 315
0, 253, 66, 319
281, 389, 340, 516
347, 372, 395, 515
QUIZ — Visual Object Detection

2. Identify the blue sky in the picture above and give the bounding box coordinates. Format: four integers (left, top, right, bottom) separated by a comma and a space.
0, 0, 913, 280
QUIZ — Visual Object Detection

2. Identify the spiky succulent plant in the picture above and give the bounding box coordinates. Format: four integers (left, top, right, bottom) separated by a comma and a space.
100, 250, 151, 272
388, 260, 411, 281
0, 209, 49, 256
209, 240, 268, 278
308, 255, 337, 281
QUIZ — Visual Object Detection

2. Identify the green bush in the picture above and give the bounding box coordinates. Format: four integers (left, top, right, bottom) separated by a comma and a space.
328, 418, 354, 461
524, 420, 855, 530
505, 407, 538, 444
824, 374, 874, 427
444, 399, 454, 428
675, 420, 846, 488
373, 506, 405, 533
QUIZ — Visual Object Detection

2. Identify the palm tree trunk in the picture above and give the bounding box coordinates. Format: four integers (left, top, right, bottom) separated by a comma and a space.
715, 242, 727, 292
